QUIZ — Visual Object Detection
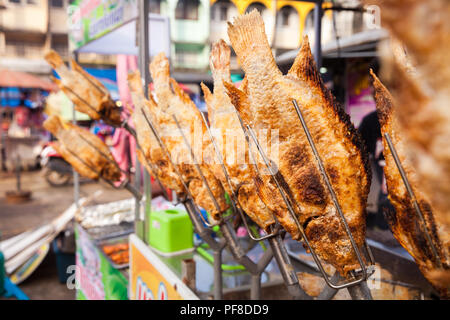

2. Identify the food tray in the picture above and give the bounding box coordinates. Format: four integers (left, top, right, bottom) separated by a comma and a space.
96, 235, 130, 270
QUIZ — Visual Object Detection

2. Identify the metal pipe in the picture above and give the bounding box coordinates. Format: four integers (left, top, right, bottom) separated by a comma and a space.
347, 281, 373, 300
213, 248, 224, 300
268, 235, 312, 300
250, 275, 261, 300
73, 51, 80, 208
317, 271, 341, 300
314, 0, 323, 68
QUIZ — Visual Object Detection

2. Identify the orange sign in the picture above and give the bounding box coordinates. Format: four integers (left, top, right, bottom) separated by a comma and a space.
129, 234, 198, 300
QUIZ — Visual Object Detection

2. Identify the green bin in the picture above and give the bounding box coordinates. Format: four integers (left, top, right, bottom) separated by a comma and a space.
147, 208, 194, 255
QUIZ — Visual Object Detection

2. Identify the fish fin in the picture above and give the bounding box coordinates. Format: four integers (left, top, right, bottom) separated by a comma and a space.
44, 50, 65, 69
127, 70, 144, 95
169, 77, 192, 105
227, 10, 278, 73
43, 114, 64, 136
210, 39, 231, 81
201, 82, 214, 105
288, 35, 322, 85
370, 69, 394, 128
201, 82, 215, 120
70, 59, 108, 95
223, 81, 252, 124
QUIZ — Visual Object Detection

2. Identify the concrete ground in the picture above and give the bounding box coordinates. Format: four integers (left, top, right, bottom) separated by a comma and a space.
0, 170, 130, 300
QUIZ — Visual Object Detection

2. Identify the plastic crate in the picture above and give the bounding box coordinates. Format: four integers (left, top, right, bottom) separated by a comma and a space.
52, 239, 75, 284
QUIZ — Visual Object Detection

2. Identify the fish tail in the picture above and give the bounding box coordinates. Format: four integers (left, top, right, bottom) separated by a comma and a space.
210, 39, 231, 82
149, 52, 170, 85
200, 82, 215, 117
227, 10, 277, 72
43, 114, 64, 136
44, 50, 65, 69
223, 81, 252, 125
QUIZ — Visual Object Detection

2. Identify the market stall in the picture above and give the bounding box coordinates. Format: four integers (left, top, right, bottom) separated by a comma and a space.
40, 0, 447, 301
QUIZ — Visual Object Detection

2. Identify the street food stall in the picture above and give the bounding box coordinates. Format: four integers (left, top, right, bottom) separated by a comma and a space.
39, 0, 448, 301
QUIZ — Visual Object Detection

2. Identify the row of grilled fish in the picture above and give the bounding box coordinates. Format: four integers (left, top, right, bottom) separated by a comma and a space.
126, 10, 370, 277
43, 6, 448, 296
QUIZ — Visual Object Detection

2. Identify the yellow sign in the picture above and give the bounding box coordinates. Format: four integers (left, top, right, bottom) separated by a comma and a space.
129, 234, 198, 300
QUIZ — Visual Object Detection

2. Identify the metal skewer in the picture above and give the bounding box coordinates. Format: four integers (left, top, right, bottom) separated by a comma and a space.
384, 133, 442, 267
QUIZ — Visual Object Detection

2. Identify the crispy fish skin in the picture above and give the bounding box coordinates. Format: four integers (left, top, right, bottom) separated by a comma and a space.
43, 115, 121, 181
45, 50, 122, 126
366, 0, 450, 231
371, 70, 449, 298
128, 71, 185, 194
201, 39, 275, 230
226, 10, 370, 275
149, 54, 228, 219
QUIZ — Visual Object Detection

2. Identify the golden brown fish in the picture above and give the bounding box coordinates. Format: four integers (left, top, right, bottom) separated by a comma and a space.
149, 54, 228, 220
200, 39, 275, 230
226, 10, 371, 275
45, 50, 122, 126
128, 71, 185, 194
43, 115, 121, 181
365, 0, 450, 234
371, 70, 449, 298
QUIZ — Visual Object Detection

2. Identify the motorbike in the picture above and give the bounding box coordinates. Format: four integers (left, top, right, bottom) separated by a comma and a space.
40, 142, 72, 187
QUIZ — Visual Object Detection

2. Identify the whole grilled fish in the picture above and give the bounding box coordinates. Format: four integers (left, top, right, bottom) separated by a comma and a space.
201, 39, 275, 230
128, 71, 185, 194
45, 50, 122, 126
149, 53, 228, 219
365, 0, 450, 234
371, 70, 449, 298
43, 115, 121, 182
226, 10, 371, 275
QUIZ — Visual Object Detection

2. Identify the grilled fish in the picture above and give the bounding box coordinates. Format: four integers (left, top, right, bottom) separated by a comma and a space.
200, 40, 275, 230
45, 50, 122, 126
365, 0, 450, 233
128, 71, 185, 194
371, 70, 449, 298
226, 10, 371, 275
149, 54, 228, 219
43, 115, 121, 181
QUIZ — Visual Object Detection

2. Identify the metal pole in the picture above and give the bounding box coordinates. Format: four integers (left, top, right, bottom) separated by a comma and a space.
314, 0, 323, 68
213, 248, 224, 300
135, 0, 150, 240
73, 51, 80, 208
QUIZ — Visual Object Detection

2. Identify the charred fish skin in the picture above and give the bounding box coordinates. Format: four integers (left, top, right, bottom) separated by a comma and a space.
226, 10, 370, 275
201, 39, 275, 230
149, 54, 228, 220
127, 71, 185, 194
365, 0, 450, 231
371, 70, 450, 298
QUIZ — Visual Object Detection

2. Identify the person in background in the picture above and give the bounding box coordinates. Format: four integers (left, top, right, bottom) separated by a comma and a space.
358, 110, 392, 231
